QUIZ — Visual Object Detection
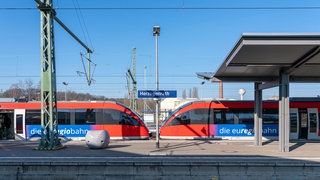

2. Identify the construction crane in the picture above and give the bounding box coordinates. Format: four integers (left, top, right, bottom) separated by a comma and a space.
126, 48, 137, 111
35, 0, 93, 150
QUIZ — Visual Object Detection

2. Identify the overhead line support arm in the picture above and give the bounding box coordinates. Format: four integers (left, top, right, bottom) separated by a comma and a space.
35, 0, 93, 54
127, 69, 137, 84
53, 17, 93, 54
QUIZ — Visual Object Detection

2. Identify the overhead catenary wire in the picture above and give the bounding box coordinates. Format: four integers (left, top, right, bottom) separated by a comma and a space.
72, 0, 94, 50
2, 6, 320, 10
0, 74, 217, 78
3, 3, 320, 99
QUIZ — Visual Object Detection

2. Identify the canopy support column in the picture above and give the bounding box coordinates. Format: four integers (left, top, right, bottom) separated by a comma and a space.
279, 72, 290, 152
254, 82, 263, 146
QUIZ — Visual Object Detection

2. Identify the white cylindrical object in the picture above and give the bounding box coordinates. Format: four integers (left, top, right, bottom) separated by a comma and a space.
85, 130, 110, 149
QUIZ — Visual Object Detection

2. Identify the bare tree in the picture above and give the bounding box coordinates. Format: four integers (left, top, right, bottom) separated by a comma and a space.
25, 79, 39, 101
4, 83, 24, 99
2, 80, 39, 100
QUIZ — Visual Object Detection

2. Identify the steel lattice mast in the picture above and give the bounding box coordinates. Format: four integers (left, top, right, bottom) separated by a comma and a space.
126, 47, 137, 111
132, 47, 137, 111
35, 0, 93, 149
37, 0, 61, 150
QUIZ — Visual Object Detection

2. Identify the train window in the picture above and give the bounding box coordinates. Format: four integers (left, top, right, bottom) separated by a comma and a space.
216, 109, 253, 124
102, 109, 140, 126
16, 114, 23, 134
168, 111, 191, 126
309, 113, 317, 133
168, 108, 215, 126
58, 109, 70, 124
25, 110, 41, 125
225, 111, 235, 124
233, 109, 254, 124
214, 110, 224, 124
319, 113, 320, 134
238, 113, 254, 124
119, 112, 141, 126
263, 109, 279, 124
95, 109, 104, 124
190, 108, 214, 124
290, 113, 298, 133
102, 109, 119, 124
75, 109, 96, 124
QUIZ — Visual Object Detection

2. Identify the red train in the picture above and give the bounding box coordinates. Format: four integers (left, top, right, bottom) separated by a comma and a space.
160, 98, 320, 140
0, 101, 149, 140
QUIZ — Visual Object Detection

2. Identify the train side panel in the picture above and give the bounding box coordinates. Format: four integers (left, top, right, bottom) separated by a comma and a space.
0, 101, 149, 140
160, 100, 320, 140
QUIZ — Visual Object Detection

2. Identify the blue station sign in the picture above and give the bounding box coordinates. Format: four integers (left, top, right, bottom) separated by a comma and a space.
138, 90, 177, 98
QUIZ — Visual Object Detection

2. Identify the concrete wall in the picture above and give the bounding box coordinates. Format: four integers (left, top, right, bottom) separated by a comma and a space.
1, 160, 320, 180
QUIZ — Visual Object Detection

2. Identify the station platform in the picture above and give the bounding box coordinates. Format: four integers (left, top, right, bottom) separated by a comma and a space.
0, 139, 319, 161
1, 139, 320, 179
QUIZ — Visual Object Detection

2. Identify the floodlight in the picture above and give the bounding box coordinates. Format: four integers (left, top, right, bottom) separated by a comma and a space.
153, 26, 160, 36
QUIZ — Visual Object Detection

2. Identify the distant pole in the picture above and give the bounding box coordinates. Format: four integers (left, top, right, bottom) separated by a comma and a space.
144, 65, 147, 113
153, 26, 160, 148
219, 81, 223, 99
144, 65, 147, 90
201, 81, 205, 99
63, 82, 68, 101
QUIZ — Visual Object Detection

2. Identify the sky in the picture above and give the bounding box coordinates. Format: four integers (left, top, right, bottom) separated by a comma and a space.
1, 0, 320, 100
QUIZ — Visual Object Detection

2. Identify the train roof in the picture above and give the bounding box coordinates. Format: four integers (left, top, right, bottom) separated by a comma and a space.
172, 97, 320, 111
0, 98, 16, 102
0, 100, 119, 104
179, 97, 320, 103
0, 100, 133, 111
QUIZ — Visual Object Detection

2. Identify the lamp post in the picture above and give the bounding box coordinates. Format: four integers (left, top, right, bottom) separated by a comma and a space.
144, 65, 147, 113
153, 26, 160, 148
62, 82, 68, 101
201, 81, 205, 99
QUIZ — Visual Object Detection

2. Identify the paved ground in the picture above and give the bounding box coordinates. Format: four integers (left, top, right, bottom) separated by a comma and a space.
0, 139, 320, 163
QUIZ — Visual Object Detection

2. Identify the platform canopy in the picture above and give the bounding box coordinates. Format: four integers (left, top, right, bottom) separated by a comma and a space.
213, 33, 320, 82
211, 33, 320, 153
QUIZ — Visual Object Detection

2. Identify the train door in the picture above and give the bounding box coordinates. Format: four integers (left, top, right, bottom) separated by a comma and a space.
0, 112, 14, 140
297, 108, 319, 139
14, 109, 25, 139
307, 108, 318, 139
298, 109, 308, 139
290, 108, 299, 139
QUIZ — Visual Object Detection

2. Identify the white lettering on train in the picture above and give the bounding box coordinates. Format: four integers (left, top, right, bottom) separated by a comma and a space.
30, 128, 88, 136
